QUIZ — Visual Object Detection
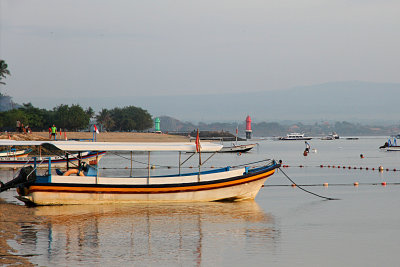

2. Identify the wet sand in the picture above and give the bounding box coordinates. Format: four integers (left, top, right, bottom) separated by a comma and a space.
0, 198, 38, 266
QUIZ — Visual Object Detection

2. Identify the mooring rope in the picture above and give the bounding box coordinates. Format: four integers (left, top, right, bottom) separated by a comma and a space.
278, 167, 339, 200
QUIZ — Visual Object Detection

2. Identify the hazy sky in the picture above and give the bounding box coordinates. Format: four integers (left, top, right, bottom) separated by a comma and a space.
1, 0, 399, 103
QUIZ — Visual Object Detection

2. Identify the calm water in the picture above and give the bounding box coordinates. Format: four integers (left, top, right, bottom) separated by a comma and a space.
1, 136, 400, 266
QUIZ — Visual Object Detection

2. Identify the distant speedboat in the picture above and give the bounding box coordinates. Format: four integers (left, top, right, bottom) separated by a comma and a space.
321, 132, 339, 140
330, 132, 340, 139
279, 133, 312, 141
220, 143, 256, 153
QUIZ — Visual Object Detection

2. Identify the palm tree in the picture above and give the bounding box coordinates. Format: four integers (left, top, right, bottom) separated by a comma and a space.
0, 60, 11, 85
96, 108, 114, 131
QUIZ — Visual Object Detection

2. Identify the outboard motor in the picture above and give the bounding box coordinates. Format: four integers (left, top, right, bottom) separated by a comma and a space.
0, 166, 36, 193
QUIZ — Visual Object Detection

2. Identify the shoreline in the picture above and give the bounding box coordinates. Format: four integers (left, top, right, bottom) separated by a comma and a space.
1, 132, 190, 142
0, 198, 37, 266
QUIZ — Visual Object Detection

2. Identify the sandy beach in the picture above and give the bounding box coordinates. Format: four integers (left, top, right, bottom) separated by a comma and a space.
1, 131, 190, 142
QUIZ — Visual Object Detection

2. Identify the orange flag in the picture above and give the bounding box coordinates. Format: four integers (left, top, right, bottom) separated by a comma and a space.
195, 129, 201, 153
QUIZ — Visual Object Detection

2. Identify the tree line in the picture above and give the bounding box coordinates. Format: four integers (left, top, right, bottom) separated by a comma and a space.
0, 103, 153, 132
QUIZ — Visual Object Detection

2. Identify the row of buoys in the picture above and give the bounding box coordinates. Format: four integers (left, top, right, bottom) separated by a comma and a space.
281, 164, 396, 171
289, 182, 389, 187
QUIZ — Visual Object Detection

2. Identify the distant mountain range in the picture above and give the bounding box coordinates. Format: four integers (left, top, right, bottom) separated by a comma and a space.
15, 81, 400, 124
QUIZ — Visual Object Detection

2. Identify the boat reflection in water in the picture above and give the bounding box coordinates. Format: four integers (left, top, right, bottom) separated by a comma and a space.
18, 201, 279, 266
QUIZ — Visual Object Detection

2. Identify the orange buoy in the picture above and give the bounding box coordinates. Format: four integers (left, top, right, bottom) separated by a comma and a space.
323, 182, 328, 187
378, 166, 384, 171
291, 184, 296, 187
381, 182, 387, 186
354, 182, 359, 186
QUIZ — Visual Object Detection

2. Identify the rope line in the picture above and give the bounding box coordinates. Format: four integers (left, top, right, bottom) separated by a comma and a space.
278, 167, 340, 201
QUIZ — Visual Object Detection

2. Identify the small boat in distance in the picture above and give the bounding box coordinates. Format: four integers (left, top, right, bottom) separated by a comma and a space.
321, 132, 339, 140
0, 140, 280, 205
330, 132, 340, 139
279, 133, 312, 141
0, 150, 106, 169
219, 143, 257, 153
0, 148, 32, 158
380, 137, 400, 151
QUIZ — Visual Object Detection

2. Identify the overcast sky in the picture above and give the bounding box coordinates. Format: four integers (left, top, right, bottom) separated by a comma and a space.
1, 0, 399, 103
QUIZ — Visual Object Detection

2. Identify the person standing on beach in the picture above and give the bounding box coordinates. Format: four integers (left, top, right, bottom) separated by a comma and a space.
51, 124, 57, 140
16, 120, 21, 132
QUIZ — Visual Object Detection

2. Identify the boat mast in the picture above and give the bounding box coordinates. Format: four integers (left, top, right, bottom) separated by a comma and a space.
235, 125, 238, 146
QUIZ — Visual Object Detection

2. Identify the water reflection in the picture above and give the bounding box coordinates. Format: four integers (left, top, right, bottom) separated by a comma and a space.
18, 201, 278, 266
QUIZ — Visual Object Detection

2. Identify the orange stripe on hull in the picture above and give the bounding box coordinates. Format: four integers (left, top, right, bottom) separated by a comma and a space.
29, 169, 276, 194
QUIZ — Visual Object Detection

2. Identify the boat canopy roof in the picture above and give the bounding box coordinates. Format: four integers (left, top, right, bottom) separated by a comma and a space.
0, 140, 223, 152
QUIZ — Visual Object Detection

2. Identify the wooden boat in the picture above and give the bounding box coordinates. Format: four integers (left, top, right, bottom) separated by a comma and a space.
279, 133, 312, 140
219, 143, 256, 153
0, 141, 280, 206
0, 148, 32, 158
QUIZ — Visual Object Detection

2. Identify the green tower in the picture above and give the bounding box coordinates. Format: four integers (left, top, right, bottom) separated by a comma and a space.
154, 117, 161, 133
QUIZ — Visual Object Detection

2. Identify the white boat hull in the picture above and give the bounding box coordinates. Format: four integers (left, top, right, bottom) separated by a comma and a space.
381, 146, 400, 152
19, 178, 267, 205
220, 144, 256, 153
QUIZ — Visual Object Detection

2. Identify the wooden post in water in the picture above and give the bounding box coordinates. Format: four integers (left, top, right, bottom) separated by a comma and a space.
130, 151, 133, 177
147, 151, 150, 184
179, 151, 181, 176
